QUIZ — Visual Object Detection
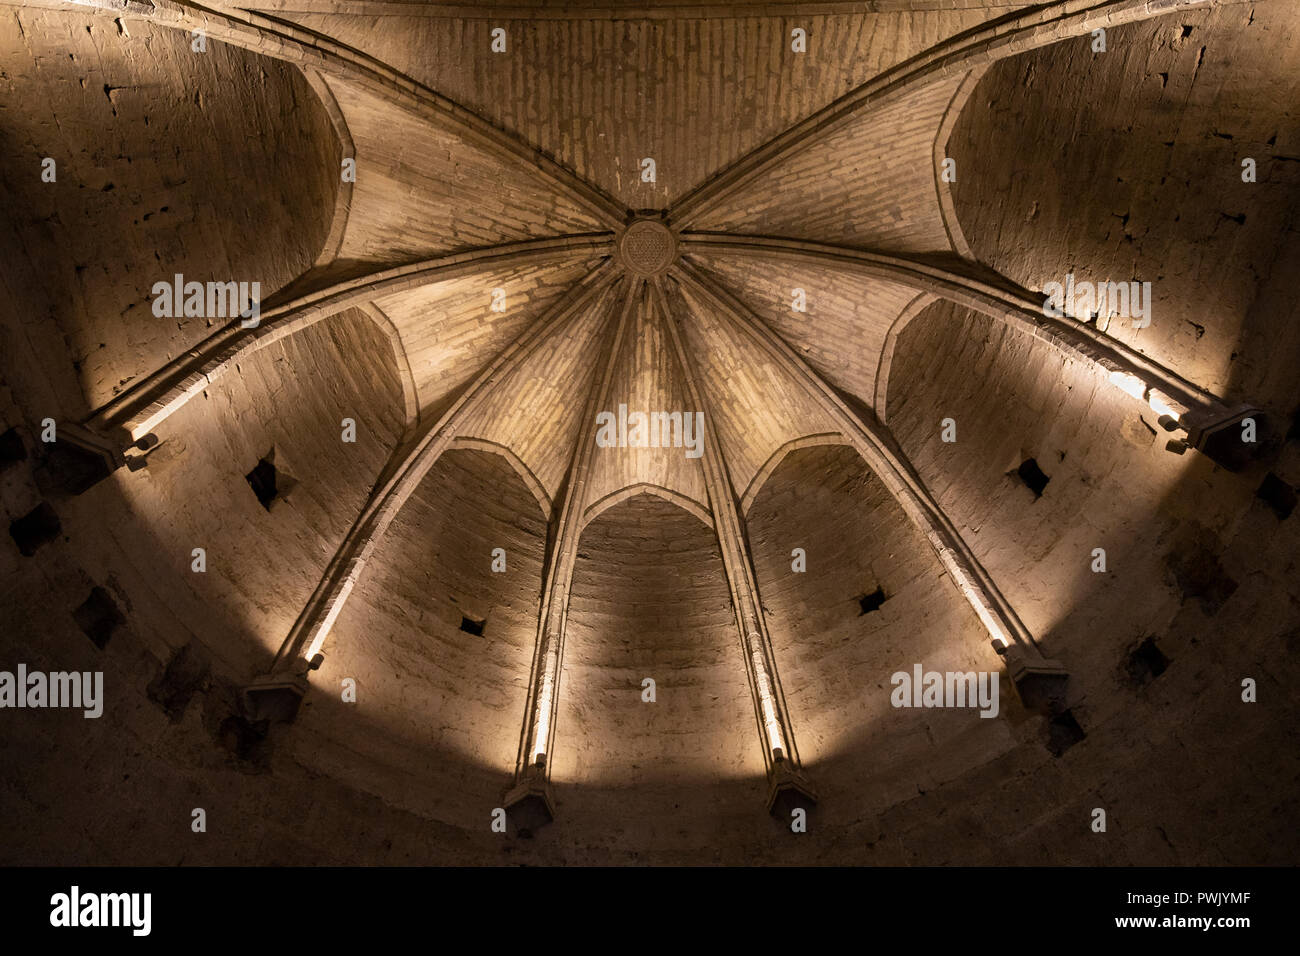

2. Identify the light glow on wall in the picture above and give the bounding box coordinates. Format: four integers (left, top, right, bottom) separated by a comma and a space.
1109, 370, 1147, 402
303, 578, 355, 662
531, 685, 552, 767
529, 616, 563, 767
1108, 371, 1185, 424
1146, 388, 1182, 422
748, 637, 788, 759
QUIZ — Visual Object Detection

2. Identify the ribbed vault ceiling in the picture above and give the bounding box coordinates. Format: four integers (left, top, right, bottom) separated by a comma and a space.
2, 0, 1299, 863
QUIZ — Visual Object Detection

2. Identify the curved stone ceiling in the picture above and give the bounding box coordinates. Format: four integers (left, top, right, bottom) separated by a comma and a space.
2, 0, 1298, 866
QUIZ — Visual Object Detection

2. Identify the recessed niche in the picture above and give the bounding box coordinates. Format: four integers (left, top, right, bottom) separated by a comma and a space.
1047, 709, 1086, 757
217, 714, 271, 767
9, 501, 61, 556
147, 642, 211, 722
1165, 536, 1238, 616
1256, 472, 1296, 521
1126, 636, 1170, 685
460, 615, 486, 636
72, 586, 125, 650
857, 586, 886, 615
1015, 458, 1050, 498
245, 449, 298, 512
0, 427, 26, 470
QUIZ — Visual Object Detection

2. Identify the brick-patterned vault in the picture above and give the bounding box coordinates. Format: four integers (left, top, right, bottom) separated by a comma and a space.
1, 0, 1299, 866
